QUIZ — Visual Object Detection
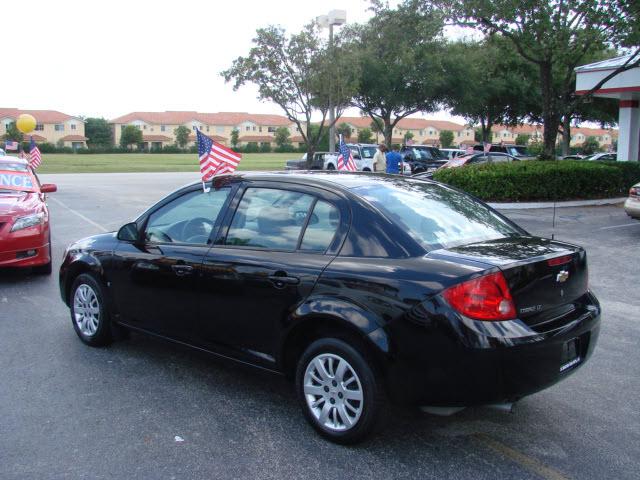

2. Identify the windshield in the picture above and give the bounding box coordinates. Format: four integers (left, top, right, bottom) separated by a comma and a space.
507, 146, 528, 156
353, 180, 522, 250
0, 170, 38, 193
360, 146, 377, 159
0, 162, 28, 172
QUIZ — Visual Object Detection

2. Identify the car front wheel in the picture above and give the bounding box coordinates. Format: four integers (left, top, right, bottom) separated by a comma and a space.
295, 337, 382, 444
70, 273, 113, 347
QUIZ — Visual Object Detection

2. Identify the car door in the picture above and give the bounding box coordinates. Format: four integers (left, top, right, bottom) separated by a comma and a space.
197, 181, 349, 368
109, 185, 233, 341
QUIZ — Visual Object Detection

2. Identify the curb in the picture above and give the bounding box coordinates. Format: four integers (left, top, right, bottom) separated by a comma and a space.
489, 197, 626, 210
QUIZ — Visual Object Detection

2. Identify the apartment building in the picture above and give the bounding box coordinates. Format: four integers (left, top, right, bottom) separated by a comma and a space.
110, 111, 292, 149
0, 108, 87, 148
331, 116, 475, 146
492, 124, 617, 148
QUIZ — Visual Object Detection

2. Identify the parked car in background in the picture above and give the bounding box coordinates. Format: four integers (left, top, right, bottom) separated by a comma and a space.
59, 172, 601, 444
474, 144, 535, 160
561, 154, 586, 160
583, 152, 617, 162
440, 148, 466, 160
285, 144, 375, 172
624, 182, 640, 220
441, 152, 519, 171
0, 156, 57, 274
400, 145, 448, 174
286, 152, 338, 171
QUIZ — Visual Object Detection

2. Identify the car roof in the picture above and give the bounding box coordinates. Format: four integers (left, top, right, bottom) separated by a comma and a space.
209, 171, 433, 192
0, 155, 28, 166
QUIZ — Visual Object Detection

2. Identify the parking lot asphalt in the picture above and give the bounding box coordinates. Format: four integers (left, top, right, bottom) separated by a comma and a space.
1, 172, 639, 480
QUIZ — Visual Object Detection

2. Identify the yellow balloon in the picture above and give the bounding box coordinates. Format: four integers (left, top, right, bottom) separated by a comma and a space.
16, 114, 37, 134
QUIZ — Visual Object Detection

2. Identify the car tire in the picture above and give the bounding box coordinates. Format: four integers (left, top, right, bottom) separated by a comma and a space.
363, 167, 371, 172
295, 337, 383, 444
327, 164, 336, 170
69, 273, 113, 347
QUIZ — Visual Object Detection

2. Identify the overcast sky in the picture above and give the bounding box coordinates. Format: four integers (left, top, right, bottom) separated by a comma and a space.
3, 0, 468, 122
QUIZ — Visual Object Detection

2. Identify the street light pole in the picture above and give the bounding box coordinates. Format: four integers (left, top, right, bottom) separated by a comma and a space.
317, 10, 346, 154
329, 23, 335, 154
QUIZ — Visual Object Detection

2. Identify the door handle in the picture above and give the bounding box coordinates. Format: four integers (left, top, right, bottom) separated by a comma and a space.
268, 274, 300, 288
172, 264, 194, 276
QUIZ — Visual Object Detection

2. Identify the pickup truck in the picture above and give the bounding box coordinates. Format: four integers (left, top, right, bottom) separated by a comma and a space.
285, 144, 377, 171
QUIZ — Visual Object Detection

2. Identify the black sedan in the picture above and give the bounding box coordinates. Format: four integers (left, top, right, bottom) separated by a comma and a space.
59, 172, 600, 444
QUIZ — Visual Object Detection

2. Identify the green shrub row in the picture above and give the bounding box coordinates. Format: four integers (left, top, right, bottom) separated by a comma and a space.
432, 160, 640, 202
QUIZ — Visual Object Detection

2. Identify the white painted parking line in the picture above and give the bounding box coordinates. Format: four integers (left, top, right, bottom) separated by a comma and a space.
48, 196, 108, 233
598, 222, 640, 230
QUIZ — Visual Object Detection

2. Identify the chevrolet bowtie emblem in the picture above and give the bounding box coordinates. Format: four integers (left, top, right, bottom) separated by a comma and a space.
556, 270, 570, 283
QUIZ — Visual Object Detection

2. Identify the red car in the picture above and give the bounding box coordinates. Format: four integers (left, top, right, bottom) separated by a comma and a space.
0, 156, 57, 274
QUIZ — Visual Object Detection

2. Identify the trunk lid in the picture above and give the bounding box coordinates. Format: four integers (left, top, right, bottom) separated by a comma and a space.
430, 236, 588, 324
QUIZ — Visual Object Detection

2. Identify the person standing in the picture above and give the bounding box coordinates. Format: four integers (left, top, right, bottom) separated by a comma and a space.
373, 144, 387, 172
386, 145, 402, 174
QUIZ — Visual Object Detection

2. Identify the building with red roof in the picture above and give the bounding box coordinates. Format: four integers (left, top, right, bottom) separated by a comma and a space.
0, 108, 87, 149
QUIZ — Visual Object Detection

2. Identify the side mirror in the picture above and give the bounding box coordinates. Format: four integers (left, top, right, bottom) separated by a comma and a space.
117, 222, 140, 242
41, 184, 57, 193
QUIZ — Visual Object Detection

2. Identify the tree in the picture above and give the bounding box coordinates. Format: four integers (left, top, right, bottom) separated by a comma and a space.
581, 136, 601, 155
84, 118, 112, 147
443, 37, 537, 143
357, 128, 374, 144
120, 125, 142, 150
174, 125, 190, 148
429, 0, 640, 158
439, 130, 454, 148
230, 128, 240, 148
345, 1, 447, 147
370, 119, 384, 142
274, 126, 292, 151
515, 133, 530, 145
223, 23, 357, 167
336, 122, 352, 140
403, 131, 415, 144
2, 122, 23, 143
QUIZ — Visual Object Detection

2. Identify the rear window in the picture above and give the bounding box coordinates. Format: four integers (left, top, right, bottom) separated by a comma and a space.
352, 181, 522, 250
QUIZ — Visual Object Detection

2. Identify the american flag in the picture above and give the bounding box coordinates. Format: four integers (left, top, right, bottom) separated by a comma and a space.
483, 142, 491, 153
196, 129, 241, 181
29, 137, 42, 169
465, 146, 474, 154
4, 140, 18, 151
337, 136, 357, 171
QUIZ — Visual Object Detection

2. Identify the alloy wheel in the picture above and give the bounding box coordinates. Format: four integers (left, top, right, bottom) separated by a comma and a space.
303, 353, 364, 431
73, 284, 100, 336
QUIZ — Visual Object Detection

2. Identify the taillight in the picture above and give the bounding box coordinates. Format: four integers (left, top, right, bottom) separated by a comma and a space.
442, 271, 516, 321
630, 187, 639, 197
547, 255, 572, 267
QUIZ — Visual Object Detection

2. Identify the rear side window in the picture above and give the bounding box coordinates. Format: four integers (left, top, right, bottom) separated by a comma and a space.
300, 200, 340, 252
225, 188, 314, 250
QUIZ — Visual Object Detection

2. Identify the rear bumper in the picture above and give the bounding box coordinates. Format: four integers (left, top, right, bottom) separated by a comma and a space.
384, 292, 601, 406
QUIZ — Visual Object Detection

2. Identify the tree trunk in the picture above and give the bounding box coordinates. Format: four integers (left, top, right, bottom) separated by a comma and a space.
383, 118, 393, 148
305, 122, 315, 169
539, 63, 559, 159
561, 115, 571, 157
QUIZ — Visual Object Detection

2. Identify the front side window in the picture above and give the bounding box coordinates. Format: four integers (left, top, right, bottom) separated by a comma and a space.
145, 188, 230, 244
225, 188, 315, 250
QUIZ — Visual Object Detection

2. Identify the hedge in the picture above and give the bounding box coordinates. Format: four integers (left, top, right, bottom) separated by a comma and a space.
432, 160, 640, 202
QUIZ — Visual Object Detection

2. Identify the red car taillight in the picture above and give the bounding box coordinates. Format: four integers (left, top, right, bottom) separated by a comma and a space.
442, 271, 516, 321
630, 186, 639, 197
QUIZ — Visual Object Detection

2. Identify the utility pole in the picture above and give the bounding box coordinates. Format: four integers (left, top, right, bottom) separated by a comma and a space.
317, 10, 346, 154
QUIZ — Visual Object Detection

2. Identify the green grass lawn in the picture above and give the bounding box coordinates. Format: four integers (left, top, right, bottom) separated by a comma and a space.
36, 153, 295, 174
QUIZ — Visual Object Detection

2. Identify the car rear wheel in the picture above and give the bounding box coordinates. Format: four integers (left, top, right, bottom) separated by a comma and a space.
327, 164, 336, 170
295, 338, 382, 444
70, 273, 113, 347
